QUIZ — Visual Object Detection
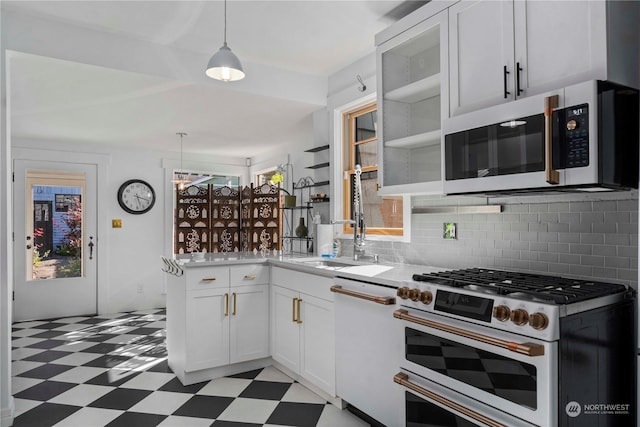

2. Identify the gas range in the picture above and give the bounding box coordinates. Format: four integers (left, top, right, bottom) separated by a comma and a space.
398, 267, 631, 341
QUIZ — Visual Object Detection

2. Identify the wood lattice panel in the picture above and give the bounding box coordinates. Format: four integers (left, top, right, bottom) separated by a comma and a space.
210, 186, 241, 253
174, 183, 280, 254
244, 183, 280, 253
175, 185, 210, 254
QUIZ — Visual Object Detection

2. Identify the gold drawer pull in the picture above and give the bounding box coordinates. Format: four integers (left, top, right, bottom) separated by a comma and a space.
224, 293, 229, 316
296, 298, 302, 324
243, 274, 257, 280
201, 277, 216, 282
394, 373, 507, 427
292, 298, 297, 322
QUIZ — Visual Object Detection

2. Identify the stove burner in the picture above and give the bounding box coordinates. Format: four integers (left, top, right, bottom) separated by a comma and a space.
412, 268, 628, 304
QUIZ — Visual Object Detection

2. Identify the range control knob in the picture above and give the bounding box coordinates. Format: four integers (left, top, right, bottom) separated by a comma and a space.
419, 291, 433, 305
396, 287, 410, 299
493, 305, 511, 322
408, 288, 421, 301
529, 312, 549, 330
566, 119, 579, 131
510, 308, 529, 326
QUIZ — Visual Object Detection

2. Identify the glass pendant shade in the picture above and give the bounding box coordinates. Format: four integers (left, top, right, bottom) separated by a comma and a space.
206, 43, 245, 82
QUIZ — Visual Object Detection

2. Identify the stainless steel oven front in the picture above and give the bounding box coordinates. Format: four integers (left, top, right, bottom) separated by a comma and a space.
394, 307, 556, 426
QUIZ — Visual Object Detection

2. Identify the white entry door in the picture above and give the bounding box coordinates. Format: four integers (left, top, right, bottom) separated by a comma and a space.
13, 160, 98, 321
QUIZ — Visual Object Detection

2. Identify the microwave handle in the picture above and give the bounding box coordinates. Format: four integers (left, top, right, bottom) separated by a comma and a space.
544, 95, 560, 184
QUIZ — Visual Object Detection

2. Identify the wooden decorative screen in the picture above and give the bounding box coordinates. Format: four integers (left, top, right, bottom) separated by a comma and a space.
175, 184, 280, 254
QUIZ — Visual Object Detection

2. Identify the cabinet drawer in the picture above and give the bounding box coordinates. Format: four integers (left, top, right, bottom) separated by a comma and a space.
271, 267, 334, 301
230, 264, 269, 286
186, 267, 230, 290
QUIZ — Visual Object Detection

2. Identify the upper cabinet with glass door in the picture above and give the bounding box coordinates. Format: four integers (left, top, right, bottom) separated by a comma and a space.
375, 3, 450, 195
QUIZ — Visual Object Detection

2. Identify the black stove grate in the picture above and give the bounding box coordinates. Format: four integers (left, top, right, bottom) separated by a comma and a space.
412, 268, 628, 304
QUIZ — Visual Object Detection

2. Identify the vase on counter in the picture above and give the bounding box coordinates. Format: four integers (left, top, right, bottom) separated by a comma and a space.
295, 217, 308, 238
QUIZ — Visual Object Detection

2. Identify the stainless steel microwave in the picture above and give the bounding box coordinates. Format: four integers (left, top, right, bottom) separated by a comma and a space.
442, 80, 639, 195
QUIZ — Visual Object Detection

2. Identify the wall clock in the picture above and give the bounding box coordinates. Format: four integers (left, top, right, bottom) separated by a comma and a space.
117, 179, 156, 214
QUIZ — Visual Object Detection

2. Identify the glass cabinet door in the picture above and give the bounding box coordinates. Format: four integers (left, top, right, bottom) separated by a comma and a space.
377, 9, 448, 193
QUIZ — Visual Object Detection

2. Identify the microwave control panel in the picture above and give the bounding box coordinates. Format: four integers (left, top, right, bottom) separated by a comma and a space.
555, 103, 589, 168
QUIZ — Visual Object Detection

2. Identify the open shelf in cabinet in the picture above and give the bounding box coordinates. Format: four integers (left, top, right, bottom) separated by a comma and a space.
384, 129, 440, 149
384, 73, 440, 103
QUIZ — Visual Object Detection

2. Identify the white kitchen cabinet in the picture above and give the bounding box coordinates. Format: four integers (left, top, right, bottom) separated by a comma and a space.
449, 0, 639, 116
376, 6, 449, 194
270, 267, 335, 396
185, 287, 230, 371
167, 264, 270, 385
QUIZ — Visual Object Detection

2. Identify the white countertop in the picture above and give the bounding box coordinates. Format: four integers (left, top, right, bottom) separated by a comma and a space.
171, 253, 446, 288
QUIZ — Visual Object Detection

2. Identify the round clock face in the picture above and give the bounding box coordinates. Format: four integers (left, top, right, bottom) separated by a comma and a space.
117, 179, 156, 214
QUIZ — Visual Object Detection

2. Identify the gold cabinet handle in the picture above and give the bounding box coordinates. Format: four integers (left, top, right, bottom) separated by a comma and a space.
544, 94, 560, 184
394, 373, 507, 427
243, 274, 257, 280
232, 292, 237, 316
292, 298, 297, 322
330, 285, 396, 305
224, 293, 229, 316
201, 277, 217, 282
393, 309, 544, 357
296, 298, 302, 324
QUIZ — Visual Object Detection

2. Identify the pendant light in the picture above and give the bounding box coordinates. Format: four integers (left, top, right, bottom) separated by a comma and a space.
205, 0, 245, 82
172, 132, 191, 190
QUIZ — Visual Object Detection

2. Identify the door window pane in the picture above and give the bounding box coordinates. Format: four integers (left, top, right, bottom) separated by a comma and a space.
31, 185, 83, 280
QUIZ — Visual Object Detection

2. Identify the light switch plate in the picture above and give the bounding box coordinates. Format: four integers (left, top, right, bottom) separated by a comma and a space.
112, 219, 122, 228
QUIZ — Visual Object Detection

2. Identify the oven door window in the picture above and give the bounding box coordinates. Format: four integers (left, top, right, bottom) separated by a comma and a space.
406, 392, 476, 427
406, 327, 537, 409
445, 113, 544, 180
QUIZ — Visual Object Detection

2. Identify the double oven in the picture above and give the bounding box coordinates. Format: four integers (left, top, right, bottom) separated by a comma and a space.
393, 268, 636, 427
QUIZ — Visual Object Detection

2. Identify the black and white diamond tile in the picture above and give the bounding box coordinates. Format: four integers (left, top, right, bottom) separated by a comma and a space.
11, 309, 368, 427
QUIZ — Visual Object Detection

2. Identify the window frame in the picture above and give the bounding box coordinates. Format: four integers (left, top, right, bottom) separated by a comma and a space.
341, 101, 405, 238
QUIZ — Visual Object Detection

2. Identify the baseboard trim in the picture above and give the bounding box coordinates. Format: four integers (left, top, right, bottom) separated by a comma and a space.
1, 397, 14, 427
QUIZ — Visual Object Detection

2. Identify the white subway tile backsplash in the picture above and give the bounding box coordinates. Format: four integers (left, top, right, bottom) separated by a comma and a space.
353, 194, 637, 287
548, 202, 570, 213
580, 233, 604, 245
548, 242, 570, 254
580, 255, 604, 267
570, 201, 593, 212
558, 233, 581, 244
605, 257, 630, 269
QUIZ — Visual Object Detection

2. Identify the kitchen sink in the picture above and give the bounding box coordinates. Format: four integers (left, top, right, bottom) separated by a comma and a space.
300, 260, 356, 268
287, 257, 359, 270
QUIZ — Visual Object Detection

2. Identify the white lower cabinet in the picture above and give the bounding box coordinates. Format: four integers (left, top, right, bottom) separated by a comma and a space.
185, 287, 230, 371
270, 267, 335, 397
167, 264, 270, 385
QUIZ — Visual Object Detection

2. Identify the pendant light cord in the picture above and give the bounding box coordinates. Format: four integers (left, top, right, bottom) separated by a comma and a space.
223, 0, 228, 46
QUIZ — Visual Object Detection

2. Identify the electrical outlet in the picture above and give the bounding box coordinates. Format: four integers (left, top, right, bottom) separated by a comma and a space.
443, 222, 457, 239
137, 284, 144, 293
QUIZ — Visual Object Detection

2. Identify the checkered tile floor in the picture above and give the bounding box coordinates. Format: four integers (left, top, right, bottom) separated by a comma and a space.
11, 309, 368, 427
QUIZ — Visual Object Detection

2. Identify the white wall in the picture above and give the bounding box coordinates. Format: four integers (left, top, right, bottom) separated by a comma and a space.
13, 138, 250, 315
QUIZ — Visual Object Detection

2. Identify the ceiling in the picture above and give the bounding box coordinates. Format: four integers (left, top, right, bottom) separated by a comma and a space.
5, 1, 425, 157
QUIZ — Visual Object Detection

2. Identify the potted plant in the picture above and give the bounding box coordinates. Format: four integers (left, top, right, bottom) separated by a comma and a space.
271, 165, 296, 208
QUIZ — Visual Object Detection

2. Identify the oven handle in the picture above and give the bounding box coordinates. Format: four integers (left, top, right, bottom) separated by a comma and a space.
394, 372, 508, 427
544, 94, 560, 184
330, 285, 396, 305
393, 309, 544, 357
